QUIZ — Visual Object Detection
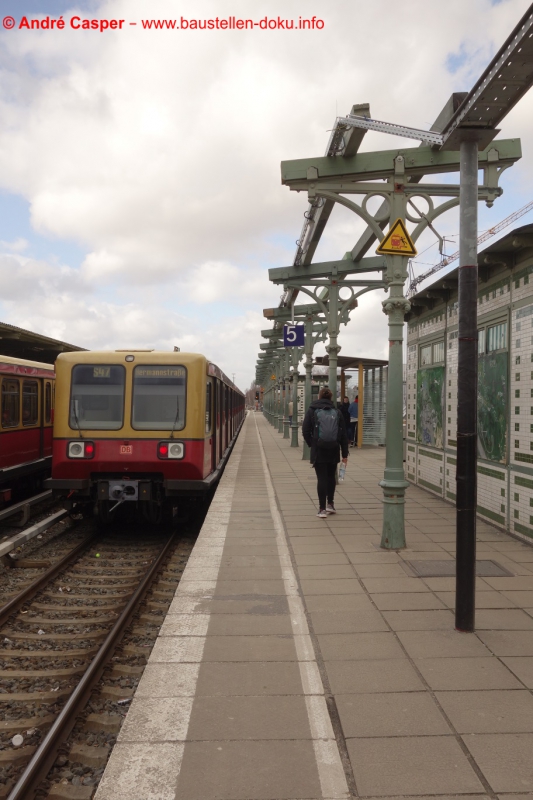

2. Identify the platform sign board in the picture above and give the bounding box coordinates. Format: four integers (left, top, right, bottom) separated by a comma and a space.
283, 324, 305, 347
376, 218, 417, 256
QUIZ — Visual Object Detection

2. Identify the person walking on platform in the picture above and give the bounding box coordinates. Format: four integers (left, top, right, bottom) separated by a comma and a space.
302, 386, 349, 518
348, 395, 359, 446
340, 396, 350, 432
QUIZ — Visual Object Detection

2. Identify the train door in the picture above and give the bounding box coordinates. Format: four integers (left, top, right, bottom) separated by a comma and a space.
43, 380, 53, 457
214, 379, 220, 467
224, 385, 228, 450
220, 381, 225, 458
206, 378, 216, 475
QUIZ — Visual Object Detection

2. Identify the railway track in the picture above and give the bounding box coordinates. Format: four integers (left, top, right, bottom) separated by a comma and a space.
0, 519, 197, 800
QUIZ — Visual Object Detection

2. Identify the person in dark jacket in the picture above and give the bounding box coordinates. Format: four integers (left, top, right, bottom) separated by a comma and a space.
302, 387, 349, 518
348, 395, 359, 446
340, 396, 350, 431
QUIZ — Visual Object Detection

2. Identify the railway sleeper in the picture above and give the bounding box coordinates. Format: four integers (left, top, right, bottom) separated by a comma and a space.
0, 713, 55, 735
1, 630, 108, 640
110, 664, 143, 677
0, 745, 36, 766
31, 603, 126, 612
98, 685, 133, 700
0, 666, 87, 679
83, 713, 121, 734
0, 648, 98, 659
68, 743, 109, 769
20, 616, 118, 626
46, 783, 93, 800
0, 687, 72, 702
122, 643, 152, 655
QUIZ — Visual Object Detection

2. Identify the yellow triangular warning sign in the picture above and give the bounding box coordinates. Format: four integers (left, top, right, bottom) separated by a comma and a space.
376, 218, 417, 256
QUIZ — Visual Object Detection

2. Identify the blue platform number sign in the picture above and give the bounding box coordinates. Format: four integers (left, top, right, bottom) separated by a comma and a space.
283, 324, 305, 347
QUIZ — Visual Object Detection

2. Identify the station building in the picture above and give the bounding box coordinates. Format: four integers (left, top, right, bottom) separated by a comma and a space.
406, 223, 533, 541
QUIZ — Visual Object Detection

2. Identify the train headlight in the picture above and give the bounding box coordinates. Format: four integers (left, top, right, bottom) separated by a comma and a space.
168, 442, 184, 459
157, 441, 184, 459
67, 441, 95, 459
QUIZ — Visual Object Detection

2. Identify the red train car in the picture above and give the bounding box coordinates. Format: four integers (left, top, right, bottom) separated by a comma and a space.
0, 355, 55, 500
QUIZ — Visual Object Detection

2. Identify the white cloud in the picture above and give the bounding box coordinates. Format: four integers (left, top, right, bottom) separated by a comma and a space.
0, 0, 531, 386
0, 237, 29, 253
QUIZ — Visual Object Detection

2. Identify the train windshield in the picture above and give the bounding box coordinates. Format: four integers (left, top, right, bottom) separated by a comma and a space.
132, 365, 186, 431
70, 365, 125, 430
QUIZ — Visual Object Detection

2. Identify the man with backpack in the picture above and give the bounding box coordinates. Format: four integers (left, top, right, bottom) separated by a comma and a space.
302, 386, 349, 518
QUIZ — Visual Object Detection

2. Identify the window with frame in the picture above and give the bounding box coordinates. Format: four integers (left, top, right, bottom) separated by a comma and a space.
45, 382, 52, 424
70, 365, 125, 430
205, 382, 212, 434
433, 341, 445, 364
486, 321, 507, 353
2, 379, 19, 428
22, 381, 38, 426
478, 329, 486, 354
132, 365, 186, 431
420, 340, 444, 367
420, 345, 432, 366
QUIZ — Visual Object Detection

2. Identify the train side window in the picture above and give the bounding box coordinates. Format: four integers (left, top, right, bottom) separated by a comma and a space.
205, 382, 212, 434
22, 381, 39, 426
45, 382, 52, 424
2, 379, 19, 428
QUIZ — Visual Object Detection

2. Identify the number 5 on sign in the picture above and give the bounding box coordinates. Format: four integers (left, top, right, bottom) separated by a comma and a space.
283, 324, 304, 347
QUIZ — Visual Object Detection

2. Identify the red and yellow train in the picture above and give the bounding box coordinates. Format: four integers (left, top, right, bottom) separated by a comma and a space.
46, 351, 244, 522
0, 355, 55, 500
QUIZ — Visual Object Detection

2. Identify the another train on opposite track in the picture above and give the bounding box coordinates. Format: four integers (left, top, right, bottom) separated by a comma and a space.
46, 350, 244, 522
0, 355, 55, 501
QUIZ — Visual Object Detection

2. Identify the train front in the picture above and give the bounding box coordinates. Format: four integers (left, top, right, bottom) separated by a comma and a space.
47, 351, 208, 523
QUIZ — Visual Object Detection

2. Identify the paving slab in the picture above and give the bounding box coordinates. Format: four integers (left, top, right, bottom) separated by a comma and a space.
436, 689, 533, 732
347, 736, 484, 796
337, 691, 450, 737
414, 656, 522, 690
462, 733, 533, 792
325, 658, 425, 694
175, 740, 324, 799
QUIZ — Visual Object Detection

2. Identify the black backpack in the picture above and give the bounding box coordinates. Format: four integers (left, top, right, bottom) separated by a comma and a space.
314, 408, 340, 451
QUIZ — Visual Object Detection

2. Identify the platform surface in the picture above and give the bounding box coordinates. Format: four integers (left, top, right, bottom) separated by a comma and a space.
95, 413, 533, 800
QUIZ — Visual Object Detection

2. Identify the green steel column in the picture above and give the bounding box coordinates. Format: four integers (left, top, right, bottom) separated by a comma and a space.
380, 155, 409, 550
277, 355, 284, 434
326, 279, 340, 406
283, 349, 291, 438
291, 347, 300, 447
274, 355, 282, 430
302, 317, 313, 460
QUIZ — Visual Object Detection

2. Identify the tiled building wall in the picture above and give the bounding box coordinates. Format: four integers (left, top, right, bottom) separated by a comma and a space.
446, 329, 458, 448
406, 443, 417, 483
510, 471, 533, 540
477, 465, 507, 529
406, 344, 417, 442
417, 447, 444, 498
406, 250, 533, 542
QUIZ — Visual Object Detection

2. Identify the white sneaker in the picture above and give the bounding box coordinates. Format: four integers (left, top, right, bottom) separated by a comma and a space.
317, 509, 328, 518
326, 504, 336, 514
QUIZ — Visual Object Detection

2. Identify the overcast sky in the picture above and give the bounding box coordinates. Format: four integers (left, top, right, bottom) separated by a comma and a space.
0, 0, 532, 389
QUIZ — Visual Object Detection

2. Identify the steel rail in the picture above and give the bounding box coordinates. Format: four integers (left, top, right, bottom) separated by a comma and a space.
7, 530, 178, 800
0, 529, 96, 628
